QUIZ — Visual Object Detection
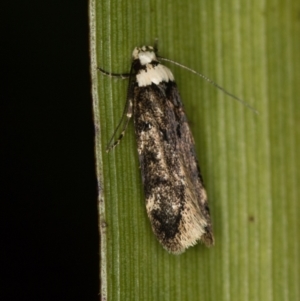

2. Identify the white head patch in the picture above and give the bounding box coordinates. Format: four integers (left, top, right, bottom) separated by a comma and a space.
132, 46, 156, 65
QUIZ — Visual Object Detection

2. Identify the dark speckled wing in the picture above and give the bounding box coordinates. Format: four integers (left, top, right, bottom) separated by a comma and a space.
133, 81, 214, 254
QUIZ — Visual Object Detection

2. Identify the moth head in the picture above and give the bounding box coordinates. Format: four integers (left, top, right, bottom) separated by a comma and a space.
132, 46, 158, 65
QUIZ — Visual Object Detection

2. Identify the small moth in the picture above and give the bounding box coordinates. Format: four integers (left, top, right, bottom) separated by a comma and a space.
100, 45, 213, 254
100, 45, 256, 254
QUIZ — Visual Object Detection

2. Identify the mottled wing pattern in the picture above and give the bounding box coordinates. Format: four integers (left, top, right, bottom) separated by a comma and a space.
133, 81, 214, 254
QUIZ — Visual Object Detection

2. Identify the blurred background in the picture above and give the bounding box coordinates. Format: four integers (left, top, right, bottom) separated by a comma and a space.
2, 1, 99, 300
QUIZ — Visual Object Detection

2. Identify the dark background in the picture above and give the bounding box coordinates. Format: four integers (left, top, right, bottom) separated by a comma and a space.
2, 1, 99, 300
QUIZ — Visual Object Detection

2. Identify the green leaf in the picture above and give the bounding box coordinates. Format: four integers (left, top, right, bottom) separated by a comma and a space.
90, 0, 300, 300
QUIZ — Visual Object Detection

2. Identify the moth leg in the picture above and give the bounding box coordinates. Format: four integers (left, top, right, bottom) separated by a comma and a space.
98, 67, 130, 79
100, 64, 135, 152
106, 99, 133, 152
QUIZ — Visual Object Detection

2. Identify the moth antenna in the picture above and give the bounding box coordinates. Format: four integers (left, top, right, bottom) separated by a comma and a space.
98, 67, 130, 79
158, 56, 259, 115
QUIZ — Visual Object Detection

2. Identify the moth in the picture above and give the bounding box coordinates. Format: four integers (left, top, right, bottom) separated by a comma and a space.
100, 45, 213, 254
100, 45, 256, 254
